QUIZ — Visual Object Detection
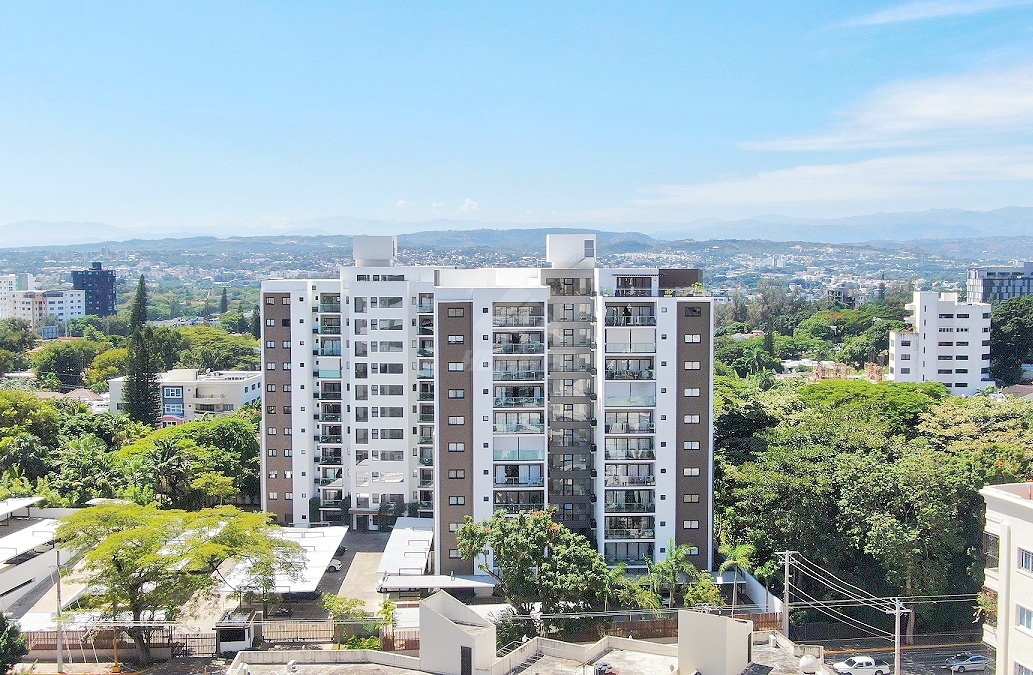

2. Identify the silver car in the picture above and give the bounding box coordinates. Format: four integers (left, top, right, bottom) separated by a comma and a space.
945, 653, 989, 672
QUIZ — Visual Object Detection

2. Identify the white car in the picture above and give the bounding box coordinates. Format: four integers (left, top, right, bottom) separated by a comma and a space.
945, 653, 989, 672
832, 656, 891, 675
326, 559, 343, 572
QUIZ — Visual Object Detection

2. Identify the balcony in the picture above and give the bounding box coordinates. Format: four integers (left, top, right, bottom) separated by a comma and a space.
604, 448, 656, 461
316, 369, 343, 379
318, 303, 342, 313
605, 369, 654, 380
494, 476, 545, 488
417, 434, 434, 445
418, 453, 434, 467
417, 326, 434, 336
317, 326, 342, 335
547, 280, 593, 296
493, 315, 545, 327
418, 413, 435, 422
605, 554, 652, 566
493, 448, 546, 462
315, 477, 343, 486
318, 348, 342, 357
317, 391, 343, 401
320, 500, 343, 508
605, 528, 655, 540
604, 423, 655, 434
494, 503, 546, 514
418, 390, 435, 401
605, 343, 656, 354
493, 343, 545, 355
604, 396, 656, 408
417, 303, 434, 313
493, 370, 545, 381
549, 338, 594, 348
417, 348, 434, 357
613, 289, 653, 298
494, 396, 545, 408
604, 315, 656, 327
493, 422, 545, 434
318, 435, 343, 444
418, 478, 434, 488
605, 475, 656, 487
417, 368, 434, 379
320, 413, 342, 422
317, 455, 342, 465
604, 502, 655, 513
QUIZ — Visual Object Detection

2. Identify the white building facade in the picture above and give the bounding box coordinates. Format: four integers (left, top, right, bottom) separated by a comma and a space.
109, 368, 262, 425
887, 291, 992, 395
1, 289, 85, 330
981, 483, 1033, 675
968, 262, 1033, 304
260, 234, 715, 574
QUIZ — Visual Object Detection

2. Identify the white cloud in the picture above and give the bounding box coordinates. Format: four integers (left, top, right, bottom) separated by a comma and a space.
847, 0, 1032, 26
395, 200, 407, 209
458, 198, 479, 214
636, 148, 1033, 207
744, 64, 1033, 151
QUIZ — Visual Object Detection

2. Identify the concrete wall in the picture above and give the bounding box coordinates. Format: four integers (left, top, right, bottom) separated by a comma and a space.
227, 649, 421, 675
419, 591, 496, 674
678, 610, 753, 675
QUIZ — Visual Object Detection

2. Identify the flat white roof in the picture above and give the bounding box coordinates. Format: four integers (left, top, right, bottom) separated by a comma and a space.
220, 526, 348, 595
377, 574, 496, 592
0, 497, 43, 520
377, 518, 433, 576
0, 519, 57, 564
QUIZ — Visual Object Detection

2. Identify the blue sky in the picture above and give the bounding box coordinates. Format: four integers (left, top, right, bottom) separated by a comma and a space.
1, 1, 1032, 234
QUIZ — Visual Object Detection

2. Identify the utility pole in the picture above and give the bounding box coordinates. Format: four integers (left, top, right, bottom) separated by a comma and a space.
882, 597, 910, 675
55, 549, 63, 674
776, 551, 795, 638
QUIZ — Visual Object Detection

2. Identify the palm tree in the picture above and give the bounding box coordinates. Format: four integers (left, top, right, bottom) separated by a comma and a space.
718, 541, 756, 617
601, 564, 662, 611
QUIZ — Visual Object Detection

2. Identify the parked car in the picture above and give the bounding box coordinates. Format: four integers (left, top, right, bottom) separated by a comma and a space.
832, 656, 892, 675
270, 606, 293, 618
945, 653, 990, 672
327, 558, 343, 572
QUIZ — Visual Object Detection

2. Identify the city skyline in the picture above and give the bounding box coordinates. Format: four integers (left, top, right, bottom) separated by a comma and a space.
2, 1, 1032, 234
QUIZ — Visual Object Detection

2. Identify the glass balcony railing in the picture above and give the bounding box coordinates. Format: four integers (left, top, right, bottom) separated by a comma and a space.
418, 390, 434, 401
317, 326, 342, 335
418, 413, 435, 422
493, 370, 545, 381
320, 500, 343, 508
417, 368, 434, 379
549, 339, 594, 348
604, 502, 655, 513
417, 303, 434, 313
493, 448, 546, 462
494, 396, 545, 408
604, 449, 656, 461
316, 369, 342, 379
604, 423, 655, 434
493, 343, 545, 354
316, 454, 342, 465
605, 369, 654, 380
605, 554, 653, 566
605, 343, 656, 354
417, 434, 434, 445
493, 477, 545, 488
318, 304, 342, 313
318, 348, 342, 357
604, 396, 657, 407
493, 315, 545, 327
318, 435, 343, 444
417, 348, 434, 357
494, 503, 546, 514
604, 315, 656, 327
605, 475, 656, 487
605, 528, 655, 540
493, 422, 545, 434
319, 413, 342, 422
418, 453, 434, 467
317, 391, 343, 401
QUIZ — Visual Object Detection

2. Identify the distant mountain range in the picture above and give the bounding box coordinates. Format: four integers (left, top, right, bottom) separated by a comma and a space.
3, 206, 1033, 248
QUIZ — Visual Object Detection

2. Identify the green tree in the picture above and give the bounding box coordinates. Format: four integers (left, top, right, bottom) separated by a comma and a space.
177, 326, 259, 370
32, 339, 108, 389
123, 328, 161, 425
990, 295, 1033, 385
57, 503, 305, 665
250, 304, 261, 339
0, 611, 28, 674
219, 287, 229, 314
718, 541, 756, 616
0, 318, 36, 353
85, 347, 129, 391
130, 275, 149, 330
456, 509, 607, 617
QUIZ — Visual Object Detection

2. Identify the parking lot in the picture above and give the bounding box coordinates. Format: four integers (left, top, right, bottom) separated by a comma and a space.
823, 645, 993, 675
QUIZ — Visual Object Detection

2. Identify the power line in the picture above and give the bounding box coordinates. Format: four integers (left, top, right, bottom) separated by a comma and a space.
789, 584, 893, 640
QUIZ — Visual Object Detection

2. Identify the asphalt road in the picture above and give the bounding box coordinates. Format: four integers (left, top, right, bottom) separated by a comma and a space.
822, 645, 994, 675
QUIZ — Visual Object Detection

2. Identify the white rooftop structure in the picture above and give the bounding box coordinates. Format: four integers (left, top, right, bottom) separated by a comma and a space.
0, 496, 43, 522
377, 518, 433, 577
0, 519, 57, 566
221, 526, 347, 595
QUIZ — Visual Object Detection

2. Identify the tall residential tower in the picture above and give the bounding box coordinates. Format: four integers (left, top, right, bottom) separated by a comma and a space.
260, 234, 715, 573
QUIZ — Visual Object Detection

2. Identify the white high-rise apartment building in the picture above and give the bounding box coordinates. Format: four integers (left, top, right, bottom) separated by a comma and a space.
887, 291, 992, 395
0, 273, 37, 319
260, 234, 715, 574
981, 483, 1033, 675
968, 262, 1033, 304
6, 289, 86, 329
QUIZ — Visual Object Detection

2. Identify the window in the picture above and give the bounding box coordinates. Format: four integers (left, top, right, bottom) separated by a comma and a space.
1020, 548, 1033, 572
900, 368, 911, 374
268, 492, 277, 500
448, 416, 466, 425
448, 442, 465, 452
163, 387, 183, 398
683, 306, 702, 317
900, 354, 911, 361
447, 308, 465, 318
447, 389, 465, 399
448, 522, 461, 532
447, 335, 465, 344
447, 469, 466, 479
900, 339, 912, 346
683, 361, 701, 370
449, 549, 462, 559
683, 441, 700, 450
683, 334, 702, 343
683, 467, 700, 477
683, 520, 700, 529
448, 362, 465, 371
283, 362, 291, 370
683, 414, 701, 424
684, 388, 701, 397
267, 405, 277, 414
268, 471, 277, 479
1020, 605, 1033, 630
267, 384, 276, 392
683, 494, 700, 503
266, 297, 275, 305
266, 340, 276, 348
1016, 664, 1033, 675
267, 449, 277, 457
266, 362, 276, 370
282, 341, 290, 348
448, 496, 466, 506
266, 319, 275, 326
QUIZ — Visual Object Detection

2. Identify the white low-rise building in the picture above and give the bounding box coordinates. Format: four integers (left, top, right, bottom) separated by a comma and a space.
888, 291, 992, 395
981, 482, 1033, 675
109, 368, 262, 425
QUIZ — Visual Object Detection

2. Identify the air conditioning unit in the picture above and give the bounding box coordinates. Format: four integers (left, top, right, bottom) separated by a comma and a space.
590, 519, 597, 529
589, 418, 597, 426
590, 493, 597, 502
590, 469, 598, 478
589, 443, 597, 452
588, 392, 597, 400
